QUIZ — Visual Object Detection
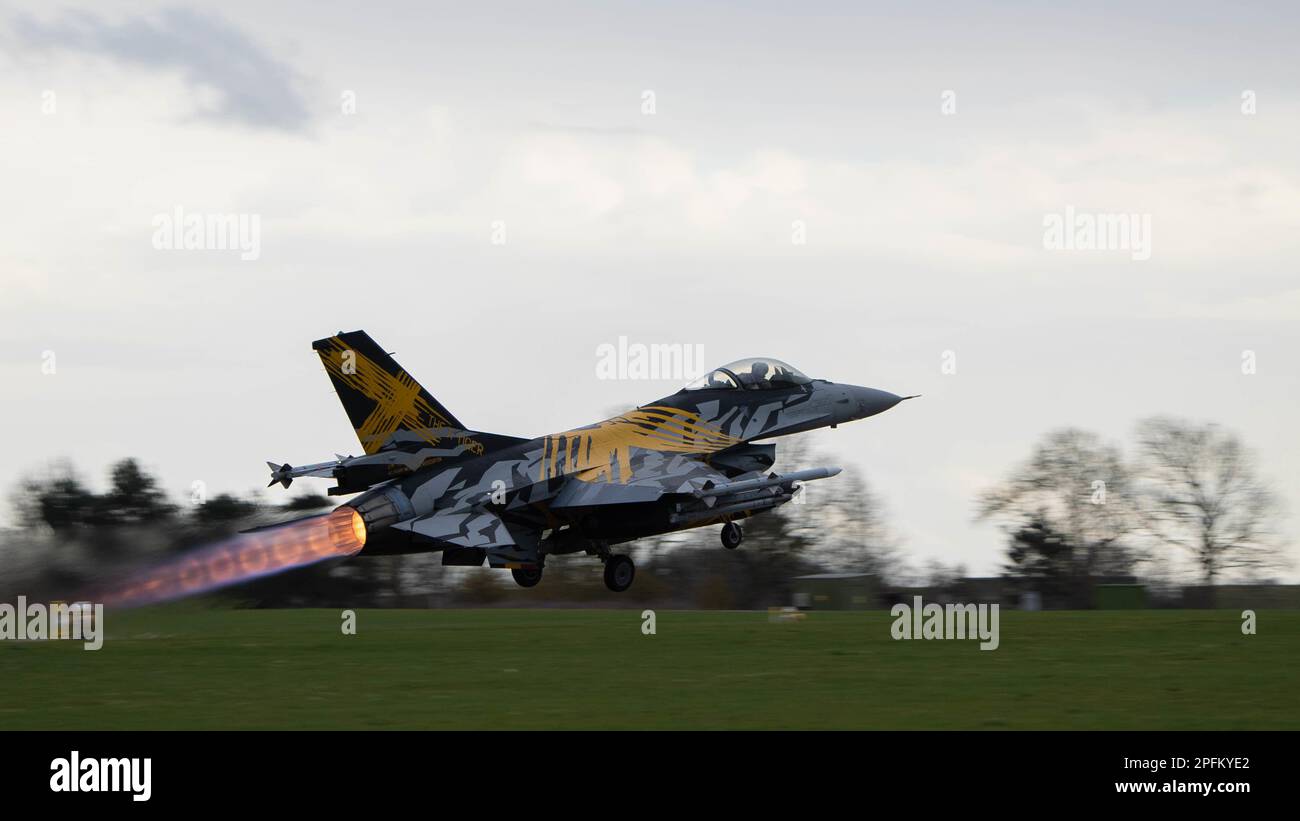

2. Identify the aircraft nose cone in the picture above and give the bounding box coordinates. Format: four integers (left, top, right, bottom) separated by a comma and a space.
849, 386, 906, 420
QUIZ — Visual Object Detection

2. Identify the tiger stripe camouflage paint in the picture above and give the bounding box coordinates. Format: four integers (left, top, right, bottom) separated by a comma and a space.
538, 406, 743, 483
313, 334, 481, 456
301, 331, 908, 575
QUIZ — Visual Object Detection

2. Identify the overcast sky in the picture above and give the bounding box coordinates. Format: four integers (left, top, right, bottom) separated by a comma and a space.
2, 1, 1297, 578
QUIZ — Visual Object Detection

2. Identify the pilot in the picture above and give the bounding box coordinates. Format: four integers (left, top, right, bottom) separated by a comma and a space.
747, 361, 770, 389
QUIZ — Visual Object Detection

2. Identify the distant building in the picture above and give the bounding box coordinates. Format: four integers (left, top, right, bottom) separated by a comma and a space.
791, 573, 878, 610
1094, 584, 1146, 609
1182, 584, 1300, 609
792, 573, 1300, 611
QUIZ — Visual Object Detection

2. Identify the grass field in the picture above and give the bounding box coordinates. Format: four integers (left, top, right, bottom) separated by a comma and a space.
2, 608, 1297, 729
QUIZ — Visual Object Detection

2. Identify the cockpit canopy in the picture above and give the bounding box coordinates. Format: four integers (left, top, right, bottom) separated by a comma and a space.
684, 358, 813, 391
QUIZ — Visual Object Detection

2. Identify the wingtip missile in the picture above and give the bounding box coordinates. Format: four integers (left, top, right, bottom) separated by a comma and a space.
266, 462, 293, 489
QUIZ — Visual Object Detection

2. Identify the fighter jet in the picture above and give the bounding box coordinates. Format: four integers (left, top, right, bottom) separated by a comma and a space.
268, 331, 912, 592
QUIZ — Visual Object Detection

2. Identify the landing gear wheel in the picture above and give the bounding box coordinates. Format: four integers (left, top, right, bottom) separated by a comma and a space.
721, 522, 744, 550
603, 555, 635, 592
511, 566, 543, 588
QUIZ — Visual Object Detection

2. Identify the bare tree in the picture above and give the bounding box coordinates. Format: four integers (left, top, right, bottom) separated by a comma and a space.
1134, 417, 1285, 584
977, 428, 1140, 577
778, 435, 904, 582
626, 433, 904, 607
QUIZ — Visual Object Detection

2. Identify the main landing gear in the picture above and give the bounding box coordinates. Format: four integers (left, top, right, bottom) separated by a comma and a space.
602, 554, 636, 592
515, 542, 636, 593
511, 566, 543, 588
720, 521, 744, 550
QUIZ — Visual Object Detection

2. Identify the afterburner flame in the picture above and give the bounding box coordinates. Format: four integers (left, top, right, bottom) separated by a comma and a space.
101, 506, 366, 609
348, 507, 367, 546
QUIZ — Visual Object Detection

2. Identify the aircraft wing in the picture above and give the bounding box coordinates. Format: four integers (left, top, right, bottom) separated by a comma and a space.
392, 509, 519, 549
551, 451, 843, 538
384, 508, 542, 569
548, 452, 736, 509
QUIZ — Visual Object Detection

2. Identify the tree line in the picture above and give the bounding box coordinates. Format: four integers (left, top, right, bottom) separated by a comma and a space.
979, 416, 1286, 600
1, 417, 1287, 609
1, 442, 900, 608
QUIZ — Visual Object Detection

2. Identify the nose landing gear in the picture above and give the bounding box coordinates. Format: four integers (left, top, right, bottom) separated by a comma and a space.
721, 521, 744, 550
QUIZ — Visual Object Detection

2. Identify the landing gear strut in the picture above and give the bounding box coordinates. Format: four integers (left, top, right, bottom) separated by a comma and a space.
511, 566, 543, 588
603, 554, 635, 592
721, 521, 744, 550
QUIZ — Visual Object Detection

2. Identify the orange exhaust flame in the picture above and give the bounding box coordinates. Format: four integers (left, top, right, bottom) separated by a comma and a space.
100, 507, 366, 609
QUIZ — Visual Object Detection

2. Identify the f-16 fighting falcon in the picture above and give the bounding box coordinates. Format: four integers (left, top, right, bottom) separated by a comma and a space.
267, 331, 913, 592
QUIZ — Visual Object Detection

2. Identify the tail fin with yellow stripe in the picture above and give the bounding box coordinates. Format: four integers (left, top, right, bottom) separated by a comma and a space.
312, 331, 466, 455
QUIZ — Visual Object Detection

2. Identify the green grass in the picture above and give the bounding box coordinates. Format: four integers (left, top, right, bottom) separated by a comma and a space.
2, 608, 1296, 729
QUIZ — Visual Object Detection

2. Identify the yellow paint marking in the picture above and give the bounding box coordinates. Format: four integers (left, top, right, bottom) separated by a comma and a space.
537, 406, 741, 484
316, 337, 483, 456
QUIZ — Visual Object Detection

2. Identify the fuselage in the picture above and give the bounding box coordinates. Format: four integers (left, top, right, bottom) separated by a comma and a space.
351, 377, 905, 555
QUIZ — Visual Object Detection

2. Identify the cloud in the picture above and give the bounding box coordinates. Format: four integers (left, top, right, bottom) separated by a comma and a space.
13, 7, 310, 132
